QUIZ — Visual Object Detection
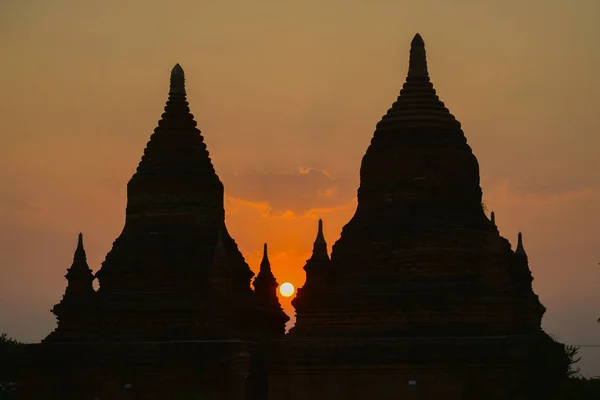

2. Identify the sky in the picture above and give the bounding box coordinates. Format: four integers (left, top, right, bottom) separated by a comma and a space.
1, 0, 599, 375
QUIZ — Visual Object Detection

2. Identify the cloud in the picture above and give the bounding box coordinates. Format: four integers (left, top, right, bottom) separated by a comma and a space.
222, 167, 356, 216
484, 178, 600, 206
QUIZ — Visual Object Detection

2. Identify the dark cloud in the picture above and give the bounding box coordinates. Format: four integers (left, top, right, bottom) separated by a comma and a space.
222, 167, 356, 216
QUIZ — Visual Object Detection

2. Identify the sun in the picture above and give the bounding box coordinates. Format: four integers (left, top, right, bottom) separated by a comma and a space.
279, 282, 295, 298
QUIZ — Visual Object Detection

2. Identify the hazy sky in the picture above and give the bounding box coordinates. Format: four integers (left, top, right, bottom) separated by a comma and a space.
1, 0, 599, 375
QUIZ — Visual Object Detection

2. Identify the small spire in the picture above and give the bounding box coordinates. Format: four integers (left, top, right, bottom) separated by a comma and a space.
310, 219, 330, 261
60, 232, 95, 299
74, 232, 87, 261
407, 33, 429, 79
515, 232, 527, 258
490, 211, 496, 225
260, 243, 271, 272
169, 63, 186, 96
315, 219, 325, 244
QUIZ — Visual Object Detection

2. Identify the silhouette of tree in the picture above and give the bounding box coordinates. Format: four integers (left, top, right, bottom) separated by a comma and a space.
553, 344, 600, 398
0, 333, 22, 399
565, 345, 582, 377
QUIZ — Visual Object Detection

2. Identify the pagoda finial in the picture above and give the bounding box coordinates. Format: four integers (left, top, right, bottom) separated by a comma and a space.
169, 63, 186, 96
74, 232, 87, 261
490, 211, 496, 225
515, 232, 528, 258
260, 243, 270, 272
407, 33, 429, 79
316, 219, 325, 244
310, 219, 330, 261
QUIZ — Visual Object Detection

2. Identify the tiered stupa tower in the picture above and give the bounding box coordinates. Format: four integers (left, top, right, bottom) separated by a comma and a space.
253, 243, 290, 336
90, 64, 261, 341
46, 233, 96, 342
291, 219, 331, 335
269, 34, 568, 400
23, 65, 286, 400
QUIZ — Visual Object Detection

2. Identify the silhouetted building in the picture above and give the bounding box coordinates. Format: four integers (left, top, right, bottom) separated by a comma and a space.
268, 34, 567, 399
19, 35, 568, 400
21, 64, 286, 400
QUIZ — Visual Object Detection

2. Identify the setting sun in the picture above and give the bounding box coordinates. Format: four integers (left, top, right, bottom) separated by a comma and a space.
279, 282, 295, 298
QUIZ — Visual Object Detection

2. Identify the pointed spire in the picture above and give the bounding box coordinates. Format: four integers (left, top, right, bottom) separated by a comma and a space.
260, 243, 271, 272
73, 232, 86, 261
254, 243, 282, 310
310, 219, 330, 261
169, 63, 186, 97
407, 33, 429, 80
315, 219, 326, 244
256, 242, 276, 282
515, 232, 528, 258
360, 33, 467, 214
124, 62, 223, 223
490, 211, 496, 226
60, 233, 95, 301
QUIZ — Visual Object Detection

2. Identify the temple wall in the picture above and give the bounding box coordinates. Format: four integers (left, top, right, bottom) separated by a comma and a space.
268, 368, 519, 400
19, 362, 249, 400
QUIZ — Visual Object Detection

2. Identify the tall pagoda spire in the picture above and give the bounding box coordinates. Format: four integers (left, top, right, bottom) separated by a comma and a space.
407, 33, 428, 79
124, 63, 224, 223
96, 64, 233, 293
349, 32, 483, 223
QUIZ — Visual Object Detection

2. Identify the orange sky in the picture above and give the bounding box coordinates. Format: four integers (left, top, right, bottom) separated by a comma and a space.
1, 0, 600, 375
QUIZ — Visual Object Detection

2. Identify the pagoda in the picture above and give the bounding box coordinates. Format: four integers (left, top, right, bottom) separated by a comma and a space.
290, 219, 331, 336
45, 233, 96, 342
268, 34, 568, 400
20, 64, 287, 400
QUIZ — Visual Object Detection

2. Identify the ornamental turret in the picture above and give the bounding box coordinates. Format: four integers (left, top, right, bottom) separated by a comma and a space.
292, 219, 331, 312
515, 232, 528, 260
55, 233, 95, 307
253, 243, 289, 336
310, 219, 329, 262
46, 233, 96, 342
253, 244, 281, 308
